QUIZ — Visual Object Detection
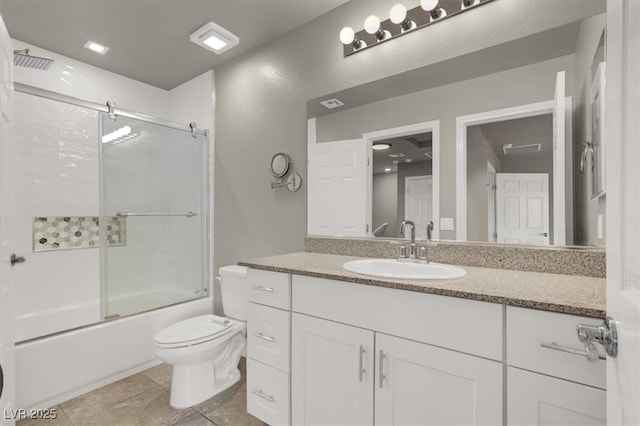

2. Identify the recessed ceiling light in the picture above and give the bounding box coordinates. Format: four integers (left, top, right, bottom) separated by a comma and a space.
372, 143, 391, 151
190, 21, 239, 55
384, 168, 391, 172
84, 41, 109, 55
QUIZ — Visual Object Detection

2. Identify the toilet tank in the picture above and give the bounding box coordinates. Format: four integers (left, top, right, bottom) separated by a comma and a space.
219, 265, 248, 321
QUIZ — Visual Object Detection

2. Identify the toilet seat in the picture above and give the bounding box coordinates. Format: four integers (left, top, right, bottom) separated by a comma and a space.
154, 314, 235, 349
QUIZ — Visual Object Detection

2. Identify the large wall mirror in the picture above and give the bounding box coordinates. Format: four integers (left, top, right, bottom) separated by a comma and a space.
307, 1, 606, 248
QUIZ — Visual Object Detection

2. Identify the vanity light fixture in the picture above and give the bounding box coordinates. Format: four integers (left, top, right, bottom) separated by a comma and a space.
390, 4, 416, 33
421, 0, 447, 21
364, 15, 391, 41
461, 0, 481, 10
340, 27, 366, 50
340, 0, 494, 56
190, 21, 239, 55
84, 41, 109, 55
372, 143, 391, 150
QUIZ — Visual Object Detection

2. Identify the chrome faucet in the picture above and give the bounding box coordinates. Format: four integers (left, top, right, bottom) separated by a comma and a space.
400, 220, 416, 258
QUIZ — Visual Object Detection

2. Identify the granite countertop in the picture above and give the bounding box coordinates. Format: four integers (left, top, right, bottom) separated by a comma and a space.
238, 252, 606, 319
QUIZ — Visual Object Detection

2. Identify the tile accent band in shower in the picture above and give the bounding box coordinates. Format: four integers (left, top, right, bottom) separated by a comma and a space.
33, 216, 126, 251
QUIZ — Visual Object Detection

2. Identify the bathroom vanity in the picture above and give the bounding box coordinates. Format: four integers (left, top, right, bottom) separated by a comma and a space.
240, 252, 606, 426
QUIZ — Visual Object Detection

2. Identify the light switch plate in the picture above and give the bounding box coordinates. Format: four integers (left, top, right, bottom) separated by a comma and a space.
597, 214, 603, 239
440, 218, 454, 231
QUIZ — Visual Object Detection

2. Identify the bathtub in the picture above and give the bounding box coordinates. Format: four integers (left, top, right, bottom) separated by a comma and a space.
15, 295, 212, 412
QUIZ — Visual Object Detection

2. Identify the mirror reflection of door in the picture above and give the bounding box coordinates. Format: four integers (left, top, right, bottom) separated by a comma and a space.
466, 114, 555, 245
372, 132, 432, 238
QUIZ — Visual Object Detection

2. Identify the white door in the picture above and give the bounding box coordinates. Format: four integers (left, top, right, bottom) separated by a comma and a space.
496, 173, 550, 245
375, 333, 502, 426
508, 367, 606, 425
606, 1, 640, 423
307, 139, 368, 236
404, 175, 432, 239
291, 313, 374, 425
0, 14, 15, 426
552, 71, 566, 245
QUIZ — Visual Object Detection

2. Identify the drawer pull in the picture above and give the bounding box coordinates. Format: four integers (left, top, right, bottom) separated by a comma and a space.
253, 285, 274, 292
379, 350, 386, 388
253, 332, 275, 343
540, 342, 606, 362
253, 389, 275, 403
359, 345, 366, 382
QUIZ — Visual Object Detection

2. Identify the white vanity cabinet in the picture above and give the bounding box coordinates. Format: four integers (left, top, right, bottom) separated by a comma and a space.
291, 275, 503, 426
246, 269, 292, 426
506, 306, 607, 425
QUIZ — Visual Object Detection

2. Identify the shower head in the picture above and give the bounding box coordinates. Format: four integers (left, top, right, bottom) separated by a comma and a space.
13, 49, 54, 70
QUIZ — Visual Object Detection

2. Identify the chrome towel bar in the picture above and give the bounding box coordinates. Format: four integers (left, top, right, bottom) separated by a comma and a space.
115, 211, 197, 218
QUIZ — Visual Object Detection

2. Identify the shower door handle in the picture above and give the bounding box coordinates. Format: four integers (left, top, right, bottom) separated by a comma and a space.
10, 253, 25, 266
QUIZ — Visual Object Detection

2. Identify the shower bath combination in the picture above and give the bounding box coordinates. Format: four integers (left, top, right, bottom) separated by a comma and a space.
13, 48, 54, 70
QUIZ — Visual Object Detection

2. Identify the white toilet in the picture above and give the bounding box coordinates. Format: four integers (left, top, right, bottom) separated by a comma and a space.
154, 265, 248, 408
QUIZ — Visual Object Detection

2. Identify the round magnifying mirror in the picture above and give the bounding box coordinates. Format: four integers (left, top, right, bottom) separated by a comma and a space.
270, 152, 292, 178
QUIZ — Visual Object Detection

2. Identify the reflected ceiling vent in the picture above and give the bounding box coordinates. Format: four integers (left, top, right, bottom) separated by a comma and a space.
388, 152, 405, 158
320, 98, 344, 109
501, 143, 541, 155
424, 150, 433, 159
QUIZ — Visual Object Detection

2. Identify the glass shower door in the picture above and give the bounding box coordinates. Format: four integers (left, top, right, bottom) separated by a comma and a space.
100, 114, 208, 318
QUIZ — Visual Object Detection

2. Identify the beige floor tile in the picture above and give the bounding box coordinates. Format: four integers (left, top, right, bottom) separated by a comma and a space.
16, 405, 74, 426
172, 412, 216, 426
60, 373, 159, 424
105, 386, 194, 426
142, 363, 173, 387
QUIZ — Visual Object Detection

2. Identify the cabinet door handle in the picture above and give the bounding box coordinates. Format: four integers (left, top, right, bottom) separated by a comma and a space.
253, 285, 274, 292
252, 389, 275, 403
253, 332, 275, 343
379, 350, 386, 388
540, 342, 605, 361
359, 345, 366, 382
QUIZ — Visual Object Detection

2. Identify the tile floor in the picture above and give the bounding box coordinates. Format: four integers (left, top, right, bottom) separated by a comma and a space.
17, 358, 266, 426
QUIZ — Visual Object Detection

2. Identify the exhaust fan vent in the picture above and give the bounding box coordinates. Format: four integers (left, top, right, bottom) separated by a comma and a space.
501, 143, 542, 155
320, 98, 344, 110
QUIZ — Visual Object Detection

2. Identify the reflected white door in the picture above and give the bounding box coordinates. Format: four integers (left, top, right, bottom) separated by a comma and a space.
606, 1, 640, 423
487, 163, 497, 242
0, 14, 15, 426
404, 176, 432, 239
496, 173, 549, 245
307, 139, 367, 236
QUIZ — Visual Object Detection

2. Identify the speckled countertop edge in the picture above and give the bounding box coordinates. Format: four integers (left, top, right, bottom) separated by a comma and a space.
239, 252, 606, 319
305, 236, 606, 278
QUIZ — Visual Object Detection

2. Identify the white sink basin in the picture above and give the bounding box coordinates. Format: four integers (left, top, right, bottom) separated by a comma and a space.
343, 259, 466, 280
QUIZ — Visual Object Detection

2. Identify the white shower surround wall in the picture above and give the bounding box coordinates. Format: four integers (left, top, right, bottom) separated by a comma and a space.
12, 40, 215, 409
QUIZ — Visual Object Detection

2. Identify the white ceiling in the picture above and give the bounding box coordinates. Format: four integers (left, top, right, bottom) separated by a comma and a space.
1, 0, 348, 90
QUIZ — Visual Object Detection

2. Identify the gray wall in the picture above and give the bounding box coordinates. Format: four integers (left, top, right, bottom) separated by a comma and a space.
214, 0, 604, 313
573, 13, 606, 246
466, 126, 501, 242
315, 54, 575, 240
372, 173, 398, 238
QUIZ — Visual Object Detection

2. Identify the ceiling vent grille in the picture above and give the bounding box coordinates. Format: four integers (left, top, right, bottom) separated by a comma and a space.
320, 98, 344, 109
501, 143, 542, 155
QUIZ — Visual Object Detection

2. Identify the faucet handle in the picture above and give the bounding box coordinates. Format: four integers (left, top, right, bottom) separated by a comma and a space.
398, 244, 408, 258
418, 245, 427, 260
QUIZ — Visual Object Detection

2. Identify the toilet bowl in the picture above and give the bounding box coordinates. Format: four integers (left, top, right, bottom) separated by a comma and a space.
154, 265, 248, 408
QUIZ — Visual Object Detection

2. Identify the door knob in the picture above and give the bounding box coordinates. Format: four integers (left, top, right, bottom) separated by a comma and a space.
538, 232, 548, 237
10, 253, 25, 266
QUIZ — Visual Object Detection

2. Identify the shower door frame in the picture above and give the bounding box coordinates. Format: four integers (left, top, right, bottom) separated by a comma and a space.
13, 82, 212, 322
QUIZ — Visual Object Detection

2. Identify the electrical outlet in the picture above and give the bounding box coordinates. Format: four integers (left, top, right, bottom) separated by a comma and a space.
440, 218, 454, 231
597, 214, 603, 239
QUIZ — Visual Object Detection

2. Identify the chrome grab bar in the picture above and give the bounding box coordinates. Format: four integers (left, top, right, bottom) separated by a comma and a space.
540, 342, 605, 361
115, 211, 197, 218
253, 333, 275, 343
252, 389, 274, 403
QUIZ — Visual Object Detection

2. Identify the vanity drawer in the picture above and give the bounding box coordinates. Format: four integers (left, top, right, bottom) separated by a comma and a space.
247, 358, 290, 426
248, 303, 291, 372
248, 268, 291, 310
506, 306, 606, 389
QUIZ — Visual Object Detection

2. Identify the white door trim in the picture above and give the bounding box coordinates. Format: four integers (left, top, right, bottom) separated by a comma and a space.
363, 120, 440, 240
487, 161, 497, 242
456, 99, 563, 242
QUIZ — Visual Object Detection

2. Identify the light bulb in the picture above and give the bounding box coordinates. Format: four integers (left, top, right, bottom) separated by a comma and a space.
389, 4, 407, 24
420, 0, 439, 11
339, 27, 355, 45
364, 15, 381, 34
461, 0, 480, 9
